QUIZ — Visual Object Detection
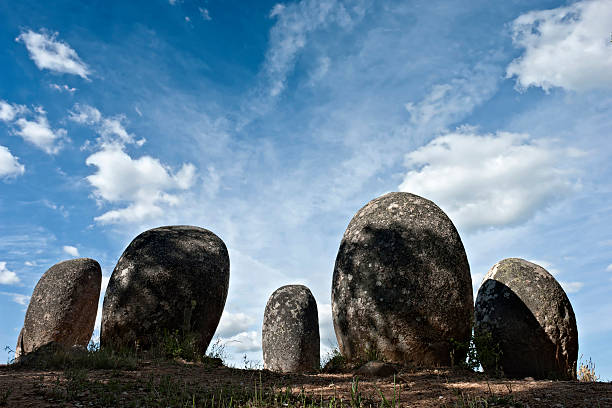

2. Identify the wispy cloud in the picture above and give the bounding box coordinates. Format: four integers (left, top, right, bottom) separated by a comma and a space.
69, 103, 145, 148
0, 145, 25, 179
16, 29, 90, 79
399, 129, 583, 232
251, 0, 368, 108
507, 0, 612, 92
199, 8, 211, 21
0, 262, 20, 285
404, 64, 501, 137
50, 83, 77, 93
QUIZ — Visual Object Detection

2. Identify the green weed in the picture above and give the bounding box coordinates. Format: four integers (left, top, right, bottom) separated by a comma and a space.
321, 347, 347, 373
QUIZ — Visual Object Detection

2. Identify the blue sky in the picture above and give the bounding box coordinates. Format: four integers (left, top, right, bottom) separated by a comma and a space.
1, 0, 611, 377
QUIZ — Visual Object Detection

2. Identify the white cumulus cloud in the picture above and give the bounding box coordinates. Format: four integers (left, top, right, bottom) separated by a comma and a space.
13, 107, 67, 154
0, 292, 30, 305
216, 312, 256, 338
607, 263, 612, 272
0, 100, 26, 122
559, 281, 584, 294
62, 245, 80, 257
0, 262, 20, 285
399, 130, 582, 232
0, 146, 25, 179
507, 0, 612, 92
85, 145, 197, 224
220, 330, 261, 353
16, 29, 90, 79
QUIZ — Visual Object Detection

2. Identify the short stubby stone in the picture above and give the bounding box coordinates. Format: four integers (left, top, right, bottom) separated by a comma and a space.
101, 226, 229, 353
262, 285, 320, 373
16, 258, 101, 359
474, 258, 578, 380
332, 192, 473, 366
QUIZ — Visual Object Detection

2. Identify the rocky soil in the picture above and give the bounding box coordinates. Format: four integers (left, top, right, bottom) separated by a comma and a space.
1, 361, 610, 407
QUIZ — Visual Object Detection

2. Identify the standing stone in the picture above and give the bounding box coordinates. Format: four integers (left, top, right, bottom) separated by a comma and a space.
332, 192, 473, 365
101, 226, 229, 353
474, 258, 578, 379
16, 258, 101, 358
262, 285, 320, 372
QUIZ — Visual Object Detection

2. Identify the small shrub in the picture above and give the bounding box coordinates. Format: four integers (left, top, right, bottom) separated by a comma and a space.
577, 355, 599, 382
321, 347, 347, 373
449, 336, 479, 371
151, 329, 229, 367
449, 330, 502, 376
241, 353, 261, 370
473, 331, 503, 376
206, 337, 227, 362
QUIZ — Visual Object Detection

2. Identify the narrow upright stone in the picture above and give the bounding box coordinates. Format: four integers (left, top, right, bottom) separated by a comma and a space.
262, 285, 320, 372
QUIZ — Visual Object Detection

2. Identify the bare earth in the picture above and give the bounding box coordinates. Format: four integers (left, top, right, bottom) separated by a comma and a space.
1, 362, 611, 407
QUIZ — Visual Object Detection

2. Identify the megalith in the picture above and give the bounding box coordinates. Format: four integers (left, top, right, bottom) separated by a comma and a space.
101, 226, 229, 353
17, 258, 101, 358
474, 258, 578, 379
262, 285, 320, 372
332, 192, 473, 365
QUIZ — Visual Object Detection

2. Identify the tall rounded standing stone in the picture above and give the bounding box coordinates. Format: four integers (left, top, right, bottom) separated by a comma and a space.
16, 258, 101, 358
332, 192, 473, 365
474, 258, 578, 379
101, 226, 229, 352
262, 285, 320, 372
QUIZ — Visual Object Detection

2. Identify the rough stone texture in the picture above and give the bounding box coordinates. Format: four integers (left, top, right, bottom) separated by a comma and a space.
101, 226, 229, 353
474, 258, 578, 380
354, 361, 399, 377
16, 258, 101, 359
262, 285, 320, 373
332, 192, 473, 366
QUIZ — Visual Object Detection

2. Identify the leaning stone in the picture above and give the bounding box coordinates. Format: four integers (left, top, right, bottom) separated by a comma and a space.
101, 225, 229, 354
332, 192, 473, 366
474, 258, 578, 379
17, 258, 101, 359
262, 285, 320, 372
